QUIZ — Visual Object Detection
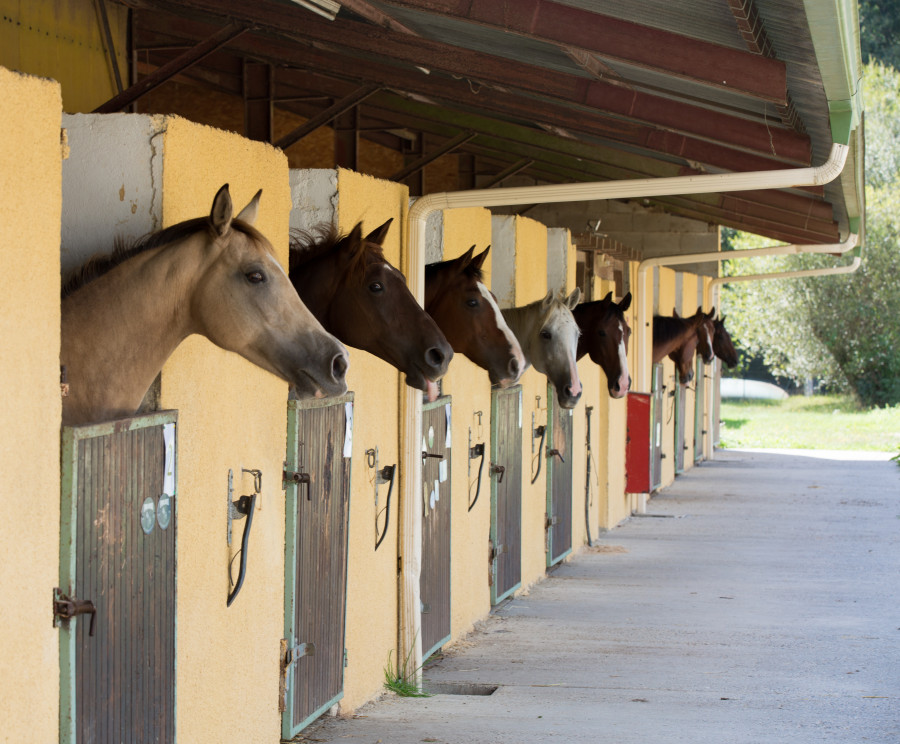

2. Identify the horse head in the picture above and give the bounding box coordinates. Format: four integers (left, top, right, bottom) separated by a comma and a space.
695, 307, 717, 364
713, 314, 739, 368
506, 288, 583, 409
290, 218, 452, 401
573, 291, 632, 398
191, 186, 350, 398
425, 246, 524, 387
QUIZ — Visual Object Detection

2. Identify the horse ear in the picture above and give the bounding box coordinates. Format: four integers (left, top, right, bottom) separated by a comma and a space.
541, 289, 555, 311
337, 222, 365, 258
364, 218, 393, 246
601, 291, 614, 303
719, 313, 726, 323
619, 292, 632, 312
453, 245, 477, 271
707, 306, 716, 319
210, 183, 233, 236
235, 189, 262, 226
565, 287, 582, 309
470, 245, 490, 272
673, 308, 681, 318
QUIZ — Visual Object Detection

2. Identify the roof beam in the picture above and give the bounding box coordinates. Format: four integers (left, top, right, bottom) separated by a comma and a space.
390, 131, 476, 181
273, 83, 381, 149
382, 0, 788, 104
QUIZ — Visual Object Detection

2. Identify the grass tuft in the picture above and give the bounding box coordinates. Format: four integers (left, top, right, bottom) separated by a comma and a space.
383, 647, 432, 698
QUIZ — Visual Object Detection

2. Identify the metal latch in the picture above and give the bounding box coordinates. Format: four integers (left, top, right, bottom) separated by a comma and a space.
280, 638, 316, 712
547, 448, 565, 463
53, 588, 96, 637
545, 514, 559, 529
489, 463, 505, 483
283, 468, 311, 500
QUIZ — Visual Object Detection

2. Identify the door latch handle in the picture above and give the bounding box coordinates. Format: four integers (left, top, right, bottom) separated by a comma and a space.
547, 448, 566, 463
489, 463, 505, 483
54, 588, 96, 637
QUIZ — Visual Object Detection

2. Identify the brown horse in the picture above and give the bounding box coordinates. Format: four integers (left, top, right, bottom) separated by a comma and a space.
425, 246, 525, 387
652, 307, 715, 384
695, 311, 716, 364
713, 314, 739, 368
61, 184, 349, 426
573, 291, 632, 398
290, 219, 452, 400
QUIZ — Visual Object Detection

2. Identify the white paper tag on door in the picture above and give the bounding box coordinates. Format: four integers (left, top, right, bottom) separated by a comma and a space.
439, 458, 448, 483
162, 423, 176, 496
343, 402, 354, 457
444, 403, 452, 448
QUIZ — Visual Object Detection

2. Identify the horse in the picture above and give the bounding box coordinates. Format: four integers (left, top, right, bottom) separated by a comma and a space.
424, 246, 525, 387
502, 288, 583, 408
60, 184, 349, 426
572, 291, 632, 398
652, 307, 715, 384
290, 219, 452, 401
713, 314, 739, 368
695, 311, 716, 364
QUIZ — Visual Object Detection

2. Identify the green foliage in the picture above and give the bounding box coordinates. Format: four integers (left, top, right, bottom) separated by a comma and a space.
383, 648, 431, 697
719, 62, 900, 407
859, 0, 900, 68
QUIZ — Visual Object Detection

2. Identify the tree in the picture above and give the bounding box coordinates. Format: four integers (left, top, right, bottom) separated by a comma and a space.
859, 0, 900, 68
720, 62, 900, 407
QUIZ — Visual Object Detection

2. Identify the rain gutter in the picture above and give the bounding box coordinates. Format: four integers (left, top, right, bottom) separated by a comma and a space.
400, 141, 849, 687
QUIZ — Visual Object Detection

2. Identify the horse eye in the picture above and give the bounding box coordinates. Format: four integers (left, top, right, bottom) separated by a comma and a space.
369, 282, 384, 293
598, 329, 607, 337
540, 330, 552, 340
466, 298, 479, 308
245, 271, 265, 284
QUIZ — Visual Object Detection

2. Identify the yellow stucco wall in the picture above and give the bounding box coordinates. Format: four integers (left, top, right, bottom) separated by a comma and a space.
439, 207, 494, 639
156, 117, 293, 743
681, 273, 699, 469
0, 0, 128, 113
0, 65, 62, 744
333, 169, 409, 711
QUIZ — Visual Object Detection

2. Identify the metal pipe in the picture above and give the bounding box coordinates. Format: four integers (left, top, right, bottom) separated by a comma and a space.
400, 141, 849, 687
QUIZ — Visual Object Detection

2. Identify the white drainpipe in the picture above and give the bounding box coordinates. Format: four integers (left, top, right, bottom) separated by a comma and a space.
400, 142, 849, 686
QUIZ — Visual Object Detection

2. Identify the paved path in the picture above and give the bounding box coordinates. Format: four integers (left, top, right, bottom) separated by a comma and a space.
297, 449, 900, 744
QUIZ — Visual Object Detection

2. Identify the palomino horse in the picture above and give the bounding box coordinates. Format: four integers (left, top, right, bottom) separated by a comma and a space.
425, 246, 525, 387
573, 291, 632, 398
652, 307, 716, 384
713, 315, 739, 368
290, 219, 452, 401
503, 288, 583, 408
61, 184, 349, 426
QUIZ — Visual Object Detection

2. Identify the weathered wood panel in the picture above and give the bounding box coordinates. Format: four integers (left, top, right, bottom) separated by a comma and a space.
490, 385, 522, 604
546, 390, 573, 566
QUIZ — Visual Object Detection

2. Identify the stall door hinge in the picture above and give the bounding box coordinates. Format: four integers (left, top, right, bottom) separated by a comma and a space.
279, 638, 316, 712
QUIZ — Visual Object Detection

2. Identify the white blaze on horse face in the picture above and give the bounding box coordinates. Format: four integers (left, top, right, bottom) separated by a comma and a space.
478, 281, 525, 379
614, 321, 630, 395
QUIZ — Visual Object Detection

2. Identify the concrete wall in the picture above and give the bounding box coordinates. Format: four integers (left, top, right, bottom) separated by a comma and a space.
0, 0, 127, 113
0, 65, 63, 744
61, 113, 293, 742
491, 214, 549, 593
289, 168, 409, 711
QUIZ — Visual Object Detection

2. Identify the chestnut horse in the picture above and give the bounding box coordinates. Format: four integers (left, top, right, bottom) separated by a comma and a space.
61, 184, 349, 426
290, 219, 452, 401
425, 246, 524, 387
713, 314, 739, 368
573, 291, 632, 398
652, 307, 715, 384
503, 288, 583, 408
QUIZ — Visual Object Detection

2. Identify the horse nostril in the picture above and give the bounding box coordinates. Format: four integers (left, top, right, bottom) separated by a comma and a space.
425, 346, 446, 370
332, 353, 348, 380
613, 380, 621, 392
508, 356, 520, 378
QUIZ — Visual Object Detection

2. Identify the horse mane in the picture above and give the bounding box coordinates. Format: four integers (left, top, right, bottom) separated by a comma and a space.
652, 314, 693, 346
289, 223, 386, 284
62, 217, 266, 299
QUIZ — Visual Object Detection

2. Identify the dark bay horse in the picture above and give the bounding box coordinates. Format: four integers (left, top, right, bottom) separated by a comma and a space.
713, 315, 739, 368
695, 310, 716, 364
503, 288, 583, 408
573, 291, 632, 398
290, 219, 452, 400
61, 184, 349, 426
652, 307, 715, 384
425, 246, 525, 387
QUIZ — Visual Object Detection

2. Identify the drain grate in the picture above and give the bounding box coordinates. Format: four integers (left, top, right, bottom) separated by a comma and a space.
424, 682, 499, 696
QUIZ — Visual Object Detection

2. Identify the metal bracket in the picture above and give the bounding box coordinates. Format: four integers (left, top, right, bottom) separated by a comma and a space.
489, 463, 505, 483
280, 638, 317, 712
53, 587, 96, 637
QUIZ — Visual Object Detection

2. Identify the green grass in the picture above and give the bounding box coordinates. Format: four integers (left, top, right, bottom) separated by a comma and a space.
719, 395, 900, 452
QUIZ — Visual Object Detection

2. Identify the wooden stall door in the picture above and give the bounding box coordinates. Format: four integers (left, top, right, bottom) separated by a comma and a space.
675, 376, 687, 474
694, 356, 705, 463
420, 397, 452, 660
282, 395, 353, 738
59, 411, 178, 744
545, 386, 574, 567
490, 385, 523, 605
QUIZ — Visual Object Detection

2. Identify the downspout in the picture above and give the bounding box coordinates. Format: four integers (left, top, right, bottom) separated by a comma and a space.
400, 142, 849, 687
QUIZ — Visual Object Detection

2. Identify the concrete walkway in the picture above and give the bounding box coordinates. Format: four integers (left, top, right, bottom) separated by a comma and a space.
297, 449, 900, 744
